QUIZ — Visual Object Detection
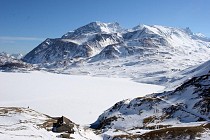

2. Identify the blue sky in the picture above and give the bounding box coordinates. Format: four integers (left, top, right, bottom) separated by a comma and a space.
0, 0, 210, 54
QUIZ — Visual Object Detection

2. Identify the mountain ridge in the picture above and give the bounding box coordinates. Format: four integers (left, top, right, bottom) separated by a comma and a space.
20, 22, 210, 85
23, 21, 210, 64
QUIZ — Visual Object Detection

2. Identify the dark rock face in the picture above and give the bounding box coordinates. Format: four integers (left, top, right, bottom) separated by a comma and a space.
23, 24, 124, 64
0, 62, 28, 69
21, 22, 122, 64
22, 39, 88, 64
52, 116, 74, 134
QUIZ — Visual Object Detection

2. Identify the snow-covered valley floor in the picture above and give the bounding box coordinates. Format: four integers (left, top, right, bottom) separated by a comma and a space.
0, 71, 164, 125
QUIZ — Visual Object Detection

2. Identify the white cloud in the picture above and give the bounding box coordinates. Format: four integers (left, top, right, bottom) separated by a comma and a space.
0, 36, 45, 41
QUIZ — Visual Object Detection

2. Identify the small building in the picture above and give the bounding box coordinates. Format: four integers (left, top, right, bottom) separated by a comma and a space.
52, 116, 74, 134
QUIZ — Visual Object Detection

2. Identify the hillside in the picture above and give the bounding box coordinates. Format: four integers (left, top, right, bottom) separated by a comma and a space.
0, 107, 101, 139
92, 60, 210, 139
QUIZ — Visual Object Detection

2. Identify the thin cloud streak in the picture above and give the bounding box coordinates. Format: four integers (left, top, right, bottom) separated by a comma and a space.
0, 36, 45, 41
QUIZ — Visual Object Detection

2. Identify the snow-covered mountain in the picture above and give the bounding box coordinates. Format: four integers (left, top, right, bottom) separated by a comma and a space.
23, 22, 210, 64
0, 52, 34, 71
0, 52, 18, 65
22, 22, 210, 85
23, 22, 123, 64
2, 21, 210, 139
0, 52, 23, 62
62, 22, 123, 38
92, 61, 210, 139
11, 53, 24, 59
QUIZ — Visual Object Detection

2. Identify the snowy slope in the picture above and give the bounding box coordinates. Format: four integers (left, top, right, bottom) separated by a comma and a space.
0, 107, 102, 140
22, 22, 210, 85
92, 61, 210, 139
165, 59, 210, 90
0, 107, 55, 140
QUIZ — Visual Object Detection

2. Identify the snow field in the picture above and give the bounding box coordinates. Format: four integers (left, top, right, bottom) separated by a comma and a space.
0, 71, 164, 125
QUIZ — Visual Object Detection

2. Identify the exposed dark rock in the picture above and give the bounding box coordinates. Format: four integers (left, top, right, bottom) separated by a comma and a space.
52, 116, 74, 134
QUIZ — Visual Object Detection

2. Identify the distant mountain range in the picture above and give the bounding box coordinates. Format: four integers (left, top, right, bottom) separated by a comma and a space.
23, 22, 210, 64
20, 21, 210, 85
1, 22, 210, 85
0, 52, 34, 71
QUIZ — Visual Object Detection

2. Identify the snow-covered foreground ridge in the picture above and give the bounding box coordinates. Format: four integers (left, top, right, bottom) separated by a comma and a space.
0, 107, 102, 140
0, 65, 210, 139
0, 71, 164, 125
92, 61, 210, 139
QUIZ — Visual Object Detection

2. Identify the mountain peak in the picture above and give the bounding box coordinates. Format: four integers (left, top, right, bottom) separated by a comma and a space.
77, 21, 123, 34
62, 21, 123, 39
87, 21, 121, 30
184, 27, 193, 35
132, 24, 146, 31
